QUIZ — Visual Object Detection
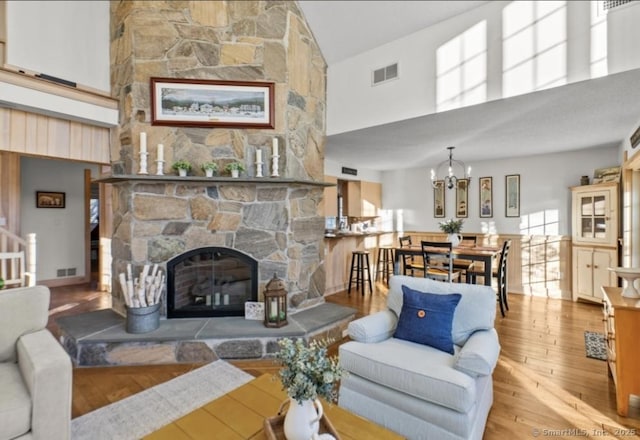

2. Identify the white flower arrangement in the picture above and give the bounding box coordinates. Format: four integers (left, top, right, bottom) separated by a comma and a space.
275, 338, 346, 404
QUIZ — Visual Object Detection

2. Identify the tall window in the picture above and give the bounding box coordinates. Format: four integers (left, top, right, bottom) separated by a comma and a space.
503, 1, 568, 98
436, 21, 488, 112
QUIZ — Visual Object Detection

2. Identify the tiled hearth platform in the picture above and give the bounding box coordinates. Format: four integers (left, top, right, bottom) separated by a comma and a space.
57, 303, 355, 367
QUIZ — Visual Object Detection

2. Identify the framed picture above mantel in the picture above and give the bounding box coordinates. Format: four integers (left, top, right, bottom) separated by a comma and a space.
150, 77, 275, 129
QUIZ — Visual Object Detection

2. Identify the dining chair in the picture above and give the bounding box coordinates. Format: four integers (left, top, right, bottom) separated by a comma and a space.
398, 236, 426, 276
420, 240, 462, 283
495, 239, 511, 317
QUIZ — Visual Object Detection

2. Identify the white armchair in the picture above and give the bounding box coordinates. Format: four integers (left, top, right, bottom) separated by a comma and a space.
0, 285, 72, 440
338, 276, 500, 440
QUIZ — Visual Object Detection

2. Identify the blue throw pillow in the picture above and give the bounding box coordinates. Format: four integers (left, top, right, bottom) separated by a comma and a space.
394, 285, 461, 354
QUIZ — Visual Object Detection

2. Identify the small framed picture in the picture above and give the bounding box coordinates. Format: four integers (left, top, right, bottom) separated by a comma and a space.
505, 174, 520, 217
433, 180, 445, 218
36, 191, 65, 208
479, 177, 493, 218
456, 179, 469, 218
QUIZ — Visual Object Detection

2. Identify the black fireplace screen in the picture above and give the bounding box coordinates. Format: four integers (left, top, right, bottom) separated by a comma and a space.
166, 247, 258, 318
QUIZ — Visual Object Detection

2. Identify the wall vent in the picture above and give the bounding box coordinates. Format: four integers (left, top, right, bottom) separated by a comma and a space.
603, 0, 633, 10
67, 268, 77, 276
57, 269, 66, 277
372, 63, 398, 85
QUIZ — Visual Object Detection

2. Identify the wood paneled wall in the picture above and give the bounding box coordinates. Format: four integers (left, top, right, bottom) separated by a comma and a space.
0, 108, 110, 163
0, 151, 20, 234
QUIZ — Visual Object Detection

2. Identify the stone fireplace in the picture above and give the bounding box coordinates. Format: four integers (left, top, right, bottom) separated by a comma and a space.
167, 246, 258, 318
107, 1, 327, 317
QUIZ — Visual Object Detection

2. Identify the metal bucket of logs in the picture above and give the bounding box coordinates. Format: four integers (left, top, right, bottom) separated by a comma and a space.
119, 264, 165, 334
126, 302, 161, 334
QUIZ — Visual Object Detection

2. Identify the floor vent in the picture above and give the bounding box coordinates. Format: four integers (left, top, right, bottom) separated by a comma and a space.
372, 63, 398, 85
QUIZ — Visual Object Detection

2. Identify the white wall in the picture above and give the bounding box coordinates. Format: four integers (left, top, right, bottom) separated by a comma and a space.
328, 0, 640, 136
6, 1, 111, 93
382, 146, 618, 234
20, 157, 98, 281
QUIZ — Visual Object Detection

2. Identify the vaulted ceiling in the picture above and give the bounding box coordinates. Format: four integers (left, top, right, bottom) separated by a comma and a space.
298, 1, 640, 170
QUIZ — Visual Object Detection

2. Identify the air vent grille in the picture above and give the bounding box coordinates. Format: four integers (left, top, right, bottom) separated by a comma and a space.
603, 0, 633, 10
372, 63, 398, 85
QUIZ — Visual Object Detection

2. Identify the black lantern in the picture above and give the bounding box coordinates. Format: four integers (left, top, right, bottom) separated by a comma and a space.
264, 273, 288, 328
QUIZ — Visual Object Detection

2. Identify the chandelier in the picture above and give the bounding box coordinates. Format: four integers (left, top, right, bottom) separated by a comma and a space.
430, 146, 471, 189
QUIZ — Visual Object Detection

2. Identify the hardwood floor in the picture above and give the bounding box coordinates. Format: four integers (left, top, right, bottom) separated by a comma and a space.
47, 282, 640, 438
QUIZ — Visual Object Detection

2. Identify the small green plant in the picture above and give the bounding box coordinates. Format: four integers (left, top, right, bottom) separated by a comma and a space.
201, 161, 218, 172
201, 161, 218, 177
275, 338, 345, 404
0, 277, 4, 289
171, 160, 192, 171
224, 162, 246, 173
439, 218, 464, 234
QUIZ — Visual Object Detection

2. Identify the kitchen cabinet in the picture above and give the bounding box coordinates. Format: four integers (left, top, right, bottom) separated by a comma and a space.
602, 286, 640, 417
571, 182, 619, 302
344, 180, 381, 217
323, 175, 338, 216
572, 246, 616, 301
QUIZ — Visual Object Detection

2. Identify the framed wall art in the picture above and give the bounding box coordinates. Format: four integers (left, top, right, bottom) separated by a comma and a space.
433, 180, 445, 218
505, 174, 520, 217
479, 176, 493, 218
36, 191, 65, 208
150, 77, 275, 129
456, 179, 469, 218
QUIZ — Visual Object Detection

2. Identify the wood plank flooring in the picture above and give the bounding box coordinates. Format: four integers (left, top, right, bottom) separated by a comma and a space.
47, 282, 640, 438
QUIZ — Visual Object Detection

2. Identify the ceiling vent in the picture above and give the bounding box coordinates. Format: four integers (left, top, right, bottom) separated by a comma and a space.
603, 0, 633, 10
372, 63, 398, 86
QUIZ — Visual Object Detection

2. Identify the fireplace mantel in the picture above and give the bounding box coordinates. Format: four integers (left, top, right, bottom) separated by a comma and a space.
94, 174, 335, 187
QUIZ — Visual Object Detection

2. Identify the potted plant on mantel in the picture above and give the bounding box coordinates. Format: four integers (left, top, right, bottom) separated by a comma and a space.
274, 338, 345, 440
439, 218, 464, 247
225, 161, 245, 178
172, 160, 192, 177
201, 161, 218, 177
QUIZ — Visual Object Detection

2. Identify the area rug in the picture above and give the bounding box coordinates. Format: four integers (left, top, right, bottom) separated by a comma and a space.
71, 360, 254, 440
584, 331, 607, 361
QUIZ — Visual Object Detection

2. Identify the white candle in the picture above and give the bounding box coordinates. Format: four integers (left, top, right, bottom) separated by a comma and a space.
270, 298, 277, 318
272, 138, 278, 156
140, 132, 147, 154
214, 292, 220, 305
157, 144, 164, 161
223, 294, 230, 305
256, 149, 262, 163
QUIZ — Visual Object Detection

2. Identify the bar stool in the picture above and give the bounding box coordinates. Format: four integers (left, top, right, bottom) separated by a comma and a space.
348, 250, 373, 295
375, 246, 394, 285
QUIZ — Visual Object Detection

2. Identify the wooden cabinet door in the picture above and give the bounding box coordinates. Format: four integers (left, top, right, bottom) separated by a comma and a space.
360, 181, 381, 217
574, 247, 594, 299
592, 248, 616, 298
323, 175, 338, 216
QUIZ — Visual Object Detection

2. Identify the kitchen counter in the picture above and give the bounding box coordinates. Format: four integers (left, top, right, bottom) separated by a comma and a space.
324, 231, 387, 238
324, 231, 395, 294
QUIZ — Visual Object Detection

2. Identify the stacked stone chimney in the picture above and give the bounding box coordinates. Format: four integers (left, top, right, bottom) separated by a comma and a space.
108, 1, 327, 315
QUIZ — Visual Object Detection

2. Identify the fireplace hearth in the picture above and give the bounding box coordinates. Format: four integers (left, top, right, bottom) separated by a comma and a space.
167, 247, 258, 319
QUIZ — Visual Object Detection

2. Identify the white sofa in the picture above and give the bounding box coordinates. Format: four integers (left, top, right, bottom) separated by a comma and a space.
339, 276, 500, 440
0, 285, 72, 440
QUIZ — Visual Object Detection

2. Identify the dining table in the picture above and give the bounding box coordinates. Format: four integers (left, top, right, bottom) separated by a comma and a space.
393, 244, 502, 286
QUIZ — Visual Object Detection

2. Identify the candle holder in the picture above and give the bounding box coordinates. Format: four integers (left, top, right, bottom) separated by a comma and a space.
256, 160, 264, 178
156, 159, 165, 176
271, 154, 280, 177
138, 152, 149, 175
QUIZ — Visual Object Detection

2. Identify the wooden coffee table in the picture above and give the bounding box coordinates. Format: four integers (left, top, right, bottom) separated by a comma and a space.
145, 373, 403, 439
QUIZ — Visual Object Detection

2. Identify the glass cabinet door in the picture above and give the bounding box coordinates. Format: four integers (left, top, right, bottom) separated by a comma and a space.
577, 193, 609, 241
